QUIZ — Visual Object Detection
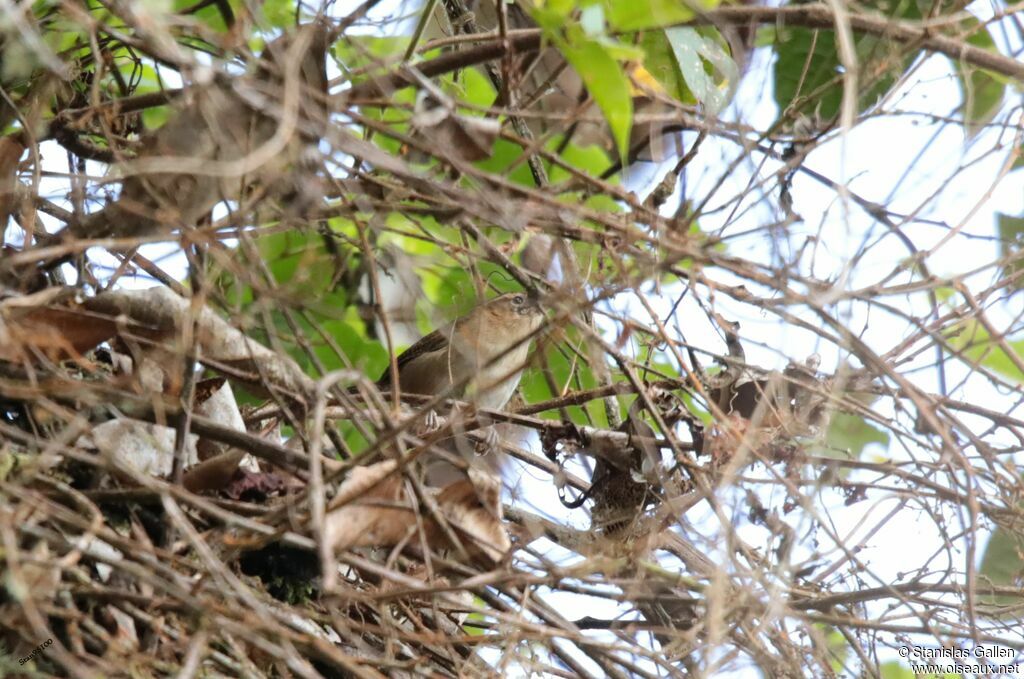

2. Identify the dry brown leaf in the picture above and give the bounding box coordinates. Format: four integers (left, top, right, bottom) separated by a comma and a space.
429, 470, 511, 564
0, 287, 117, 363
325, 461, 414, 552
325, 463, 511, 566
182, 449, 247, 493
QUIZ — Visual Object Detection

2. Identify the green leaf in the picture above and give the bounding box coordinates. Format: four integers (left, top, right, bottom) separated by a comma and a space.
46, 17, 89, 54
259, 0, 296, 29
664, 26, 736, 115
463, 610, 487, 635
530, 5, 567, 31
542, 0, 576, 19
999, 213, 1024, 251
639, 30, 691, 103
996, 212, 1024, 290
172, 0, 241, 32
583, 192, 623, 213
318, 309, 388, 375
142, 105, 170, 130
598, 39, 645, 62
475, 138, 539, 186
459, 65, 498, 109
880, 662, 915, 679
979, 525, 1024, 608
216, 227, 359, 339
604, 0, 695, 31
823, 412, 890, 460
934, 285, 957, 303
773, 27, 840, 119
421, 265, 474, 311
560, 37, 633, 160
949, 320, 1024, 383
753, 25, 777, 49
134, 64, 171, 130
520, 335, 605, 427
773, 0, 920, 122
335, 36, 412, 81
956, 21, 1006, 135
547, 137, 614, 181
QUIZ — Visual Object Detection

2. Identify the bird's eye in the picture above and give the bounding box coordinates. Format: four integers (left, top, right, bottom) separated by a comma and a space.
513, 295, 525, 305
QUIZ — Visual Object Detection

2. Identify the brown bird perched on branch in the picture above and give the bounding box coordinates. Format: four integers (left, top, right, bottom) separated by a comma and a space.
378, 292, 544, 409
376, 292, 545, 484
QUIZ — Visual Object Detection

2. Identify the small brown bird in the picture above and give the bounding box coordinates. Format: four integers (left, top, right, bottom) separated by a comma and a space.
377, 292, 545, 485
377, 292, 545, 410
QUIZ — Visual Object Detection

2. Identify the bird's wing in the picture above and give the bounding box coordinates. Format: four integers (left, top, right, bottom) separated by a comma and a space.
376, 327, 450, 386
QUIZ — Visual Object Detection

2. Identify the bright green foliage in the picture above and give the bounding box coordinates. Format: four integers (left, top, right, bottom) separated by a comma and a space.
552, 27, 635, 160
773, 0, 1005, 128
47, 17, 89, 54
261, 229, 350, 306
458, 66, 499, 110
773, 0, 923, 121
880, 662, 915, 679
335, 35, 412, 72
997, 212, 1024, 290
822, 412, 890, 462
520, 328, 608, 427
259, 0, 300, 29
317, 309, 389, 375
548, 137, 616, 182
528, 0, 712, 160
476, 138, 544, 186
662, 27, 736, 115
135, 63, 171, 130
639, 29, 695, 104
602, 0, 695, 32
957, 19, 1008, 133
949, 320, 1024, 384
212, 223, 390, 390
172, 0, 242, 32
979, 524, 1024, 609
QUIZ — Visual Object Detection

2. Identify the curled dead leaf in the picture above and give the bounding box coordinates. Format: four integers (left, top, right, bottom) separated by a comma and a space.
182, 449, 247, 493
325, 462, 511, 566
0, 287, 116, 363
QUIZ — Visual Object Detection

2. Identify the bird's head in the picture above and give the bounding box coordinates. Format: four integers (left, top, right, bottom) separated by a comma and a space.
483, 292, 544, 326
464, 292, 546, 351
